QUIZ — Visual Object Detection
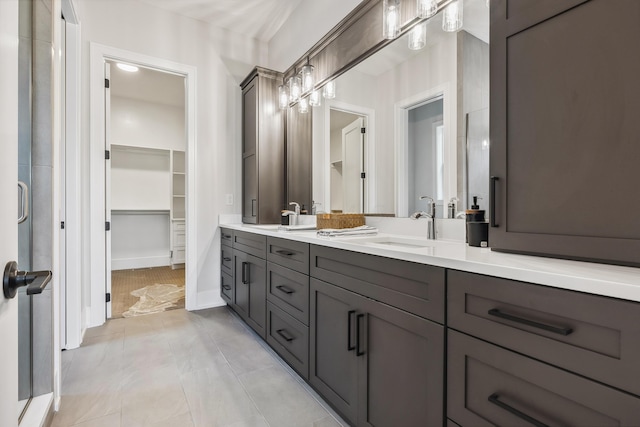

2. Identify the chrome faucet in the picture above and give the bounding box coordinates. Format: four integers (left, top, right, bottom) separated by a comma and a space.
410, 196, 436, 239
282, 202, 300, 226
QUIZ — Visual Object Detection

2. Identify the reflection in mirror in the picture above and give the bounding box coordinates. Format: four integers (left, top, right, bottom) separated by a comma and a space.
312, 0, 489, 218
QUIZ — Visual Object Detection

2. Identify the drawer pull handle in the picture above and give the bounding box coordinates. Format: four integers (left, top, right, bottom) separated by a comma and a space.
490, 176, 499, 227
275, 250, 295, 257
356, 313, 366, 356
222, 234, 231, 239
223, 257, 232, 262
222, 285, 231, 291
488, 394, 548, 427
241, 262, 249, 285
275, 285, 294, 295
488, 309, 573, 336
347, 310, 356, 351
276, 329, 295, 342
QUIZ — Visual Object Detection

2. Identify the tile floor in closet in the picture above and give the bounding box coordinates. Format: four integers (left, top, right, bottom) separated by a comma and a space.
52, 307, 347, 427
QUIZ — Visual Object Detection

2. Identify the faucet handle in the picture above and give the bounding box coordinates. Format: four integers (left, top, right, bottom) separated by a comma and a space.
419, 195, 434, 204
289, 201, 300, 214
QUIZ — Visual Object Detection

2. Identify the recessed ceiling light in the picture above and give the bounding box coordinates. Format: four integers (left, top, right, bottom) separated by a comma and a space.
116, 63, 139, 72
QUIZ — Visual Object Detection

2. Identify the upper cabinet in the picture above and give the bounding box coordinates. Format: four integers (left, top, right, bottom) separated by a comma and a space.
241, 67, 285, 224
489, 0, 640, 266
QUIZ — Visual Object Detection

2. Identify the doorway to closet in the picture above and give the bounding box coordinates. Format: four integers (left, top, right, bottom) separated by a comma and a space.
106, 61, 187, 318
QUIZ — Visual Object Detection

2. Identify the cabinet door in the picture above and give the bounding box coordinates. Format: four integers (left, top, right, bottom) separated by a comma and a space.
490, 0, 640, 266
310, 278, 360, 425
357, 297, 444, 427
234, 250, 267, 338
242, 77, 258, 224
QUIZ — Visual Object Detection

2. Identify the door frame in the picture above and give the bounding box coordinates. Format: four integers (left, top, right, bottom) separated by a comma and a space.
395, 83, 455, 218
323, 100, 375, 213
89, 43, 197, 327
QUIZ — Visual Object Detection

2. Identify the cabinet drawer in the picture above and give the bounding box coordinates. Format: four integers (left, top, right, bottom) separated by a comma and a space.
310, 245, 445, 323
266, 301, 309, 379
267, 262, 309, 325
172, 248, 185, 264
267, 237, 309, 274
221, 245, 233, 276
173, 221, 186, 232
448, 330, 640, 426
448, 270, 640, 396
233, 230, 266, 258
220, 228, 234, 247
221, 271, 233, 305
173, 231, 186, 246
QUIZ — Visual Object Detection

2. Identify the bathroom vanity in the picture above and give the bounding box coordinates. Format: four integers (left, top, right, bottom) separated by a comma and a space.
219, 224, 640, 426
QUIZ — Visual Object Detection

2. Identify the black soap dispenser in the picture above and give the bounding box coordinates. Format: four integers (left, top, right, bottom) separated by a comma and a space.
466, 196, 489, 247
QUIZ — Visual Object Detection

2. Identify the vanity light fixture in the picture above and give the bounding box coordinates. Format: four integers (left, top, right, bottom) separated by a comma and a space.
288, 75, 302, 102
408, 22, 427, 50
323, 80, 336, 99
442, 0, 463, 32
309, 89, 322, 107
116, 63, 139, 72
417, 0, 438, 19
298, 97, 310, 114
300, 63, 315, 94
278, 83, 290, 110
383, 0, 401, 39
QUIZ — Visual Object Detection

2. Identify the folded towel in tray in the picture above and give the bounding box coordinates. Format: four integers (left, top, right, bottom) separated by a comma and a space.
317, 225, 378, 237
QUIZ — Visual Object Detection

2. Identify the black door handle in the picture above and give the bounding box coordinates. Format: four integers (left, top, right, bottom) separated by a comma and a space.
241, 262, 249, 284
347, 310, 356, 351
3, 261, 52, 299
275, 285, 294, 295
488, 394, 549, 427
488, 309, 573, 336
490, 176, 499, 227
276, 329, 295, 342
275, 250, 295, 257
223, 257, 232, 262
356, 313, 366, 356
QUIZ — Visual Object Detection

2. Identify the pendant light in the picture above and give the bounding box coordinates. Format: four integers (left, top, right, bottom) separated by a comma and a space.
300, 63, 314, 94
288, 75, 302, 102
383, 0, 401, 40
309, 89, 322, 107
323, 80, 336, 99
417, 0, 437, 19
442, 0, 463, 32
278, 83, 290, 110
298, 97, 309, 114
408, 22, 427, 50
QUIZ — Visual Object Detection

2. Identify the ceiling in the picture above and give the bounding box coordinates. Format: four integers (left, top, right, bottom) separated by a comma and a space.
108, 61, 186, 108
136, 0, 304, 42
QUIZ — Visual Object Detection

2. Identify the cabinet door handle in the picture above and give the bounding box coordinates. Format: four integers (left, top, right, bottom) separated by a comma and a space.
488, 394, 549, 427
490, 176, 499, 227
275, 250, 295, 257
223, 257, 232, 262
347, 310, 356, 351
488, 309, 573, 336
276, 329, 295, 342
251, 199, 256, 217
275, 285, 294, 295
241, 262, 249, 284
222, 284, 232, 291
222, 233, 231, 239
356, 313, 366, 356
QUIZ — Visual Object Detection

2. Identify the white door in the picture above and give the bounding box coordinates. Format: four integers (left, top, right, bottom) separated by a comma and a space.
0, 0, 21, 425
104, 62, 112, 318
341, 118, 364, 213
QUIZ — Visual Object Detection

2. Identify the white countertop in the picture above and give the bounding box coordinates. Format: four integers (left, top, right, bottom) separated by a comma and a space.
220, 223, 640, 303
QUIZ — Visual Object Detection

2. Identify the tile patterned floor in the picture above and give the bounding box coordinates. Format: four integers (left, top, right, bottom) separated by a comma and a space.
53, 308, 347, 427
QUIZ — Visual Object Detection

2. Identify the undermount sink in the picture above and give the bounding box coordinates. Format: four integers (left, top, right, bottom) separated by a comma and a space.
350, 236, 437, 249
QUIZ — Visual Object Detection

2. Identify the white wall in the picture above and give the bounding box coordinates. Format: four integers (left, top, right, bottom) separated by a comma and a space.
77, 0, 267, 320
268, 0, 363, 71
111, 96, 185, 151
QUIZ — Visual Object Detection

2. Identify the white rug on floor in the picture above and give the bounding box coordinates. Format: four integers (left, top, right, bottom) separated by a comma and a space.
122, 283, 185, 318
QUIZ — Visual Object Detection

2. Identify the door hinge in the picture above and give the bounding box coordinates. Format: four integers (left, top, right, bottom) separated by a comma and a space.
361, 127, 366, 134
105, 221, 111, 231
105, 78, 110, 88
106, 292, 111, 303
361, 172, 366, 179
105, 150, 110, 160
170, 250, 173, 258
61, 221, 65, 230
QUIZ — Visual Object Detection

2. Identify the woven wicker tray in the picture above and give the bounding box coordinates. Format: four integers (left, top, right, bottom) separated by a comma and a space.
316, 213, 365, 230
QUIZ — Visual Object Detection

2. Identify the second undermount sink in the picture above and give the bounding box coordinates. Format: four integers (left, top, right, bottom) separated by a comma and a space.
350, 236, 437, 249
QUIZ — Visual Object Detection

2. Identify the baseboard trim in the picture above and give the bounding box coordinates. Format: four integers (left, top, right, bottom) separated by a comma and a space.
112, 256, 170, 270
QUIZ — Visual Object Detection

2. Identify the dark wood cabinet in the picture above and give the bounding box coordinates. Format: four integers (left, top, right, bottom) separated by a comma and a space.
233, 249, 267, 338
310, 277, 444, 427
489, 0, 640, 266
240, 67, 285, 224
448, 330, 640, 426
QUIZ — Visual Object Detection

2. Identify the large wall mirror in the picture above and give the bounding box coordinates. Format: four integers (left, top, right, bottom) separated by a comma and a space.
311, 0, 489, 218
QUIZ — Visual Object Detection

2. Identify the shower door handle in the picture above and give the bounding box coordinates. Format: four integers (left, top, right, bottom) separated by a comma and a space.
18, 181, 29, 224
3, 261, 52, 299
